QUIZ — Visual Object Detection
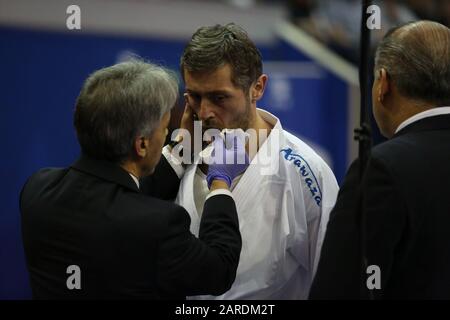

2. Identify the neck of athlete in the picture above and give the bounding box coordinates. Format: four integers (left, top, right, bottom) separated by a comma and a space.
246, 107, 273, 158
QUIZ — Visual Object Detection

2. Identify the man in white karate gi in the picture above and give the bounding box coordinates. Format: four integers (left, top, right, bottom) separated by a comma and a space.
162, 23, 339, 299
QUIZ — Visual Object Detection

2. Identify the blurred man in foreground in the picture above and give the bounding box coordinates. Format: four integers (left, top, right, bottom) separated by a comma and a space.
310, 21, 450, 299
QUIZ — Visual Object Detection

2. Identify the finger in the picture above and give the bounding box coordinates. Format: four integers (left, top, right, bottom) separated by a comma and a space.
183, 93, 195, 111
181, 104, 196, 125
183, 103, 193, 116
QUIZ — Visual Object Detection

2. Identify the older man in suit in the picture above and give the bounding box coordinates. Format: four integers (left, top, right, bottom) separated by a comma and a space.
310, 21, 450, 299
20, 59, 246, 299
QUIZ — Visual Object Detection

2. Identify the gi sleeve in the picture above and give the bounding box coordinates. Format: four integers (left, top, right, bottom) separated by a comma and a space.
307, 163, 339, 279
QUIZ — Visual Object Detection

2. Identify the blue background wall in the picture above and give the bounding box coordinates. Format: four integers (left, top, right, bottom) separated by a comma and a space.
0, 26, 350, 299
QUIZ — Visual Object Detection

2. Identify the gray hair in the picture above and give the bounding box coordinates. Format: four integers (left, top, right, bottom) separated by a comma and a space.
374, 20, 450, 106
74, 59, 178, 163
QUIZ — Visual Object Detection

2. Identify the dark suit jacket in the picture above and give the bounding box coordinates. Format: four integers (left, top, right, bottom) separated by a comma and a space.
310, 114, 450, 299
20, 154, 241, 299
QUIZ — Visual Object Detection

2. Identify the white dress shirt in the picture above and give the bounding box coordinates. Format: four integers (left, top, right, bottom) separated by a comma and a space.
129, 173, 140, 189
395, 106, 450, 134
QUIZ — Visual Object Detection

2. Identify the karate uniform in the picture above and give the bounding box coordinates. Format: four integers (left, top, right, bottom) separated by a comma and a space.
171, 109, 339, 299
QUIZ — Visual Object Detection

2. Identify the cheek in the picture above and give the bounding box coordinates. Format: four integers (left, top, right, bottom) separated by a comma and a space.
371, 85, 376, 104
372, 105, 381, 126
147, 139, 163, 170
221, 98, 247, 119
150, 131, 166, 160
158, 131, 167, 149
371, 85, 381, 119
372, 102, 389, 136
215, 107, 230, 122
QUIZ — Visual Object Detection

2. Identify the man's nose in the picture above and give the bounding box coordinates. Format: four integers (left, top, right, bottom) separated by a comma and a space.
198, 99, 215, 121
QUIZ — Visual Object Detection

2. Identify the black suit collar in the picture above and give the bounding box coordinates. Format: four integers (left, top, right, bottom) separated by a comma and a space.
71, 154, 140, 193
394, 114, 450, 138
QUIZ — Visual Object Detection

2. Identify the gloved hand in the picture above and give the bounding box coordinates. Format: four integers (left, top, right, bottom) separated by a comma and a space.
206, 130, 250, 189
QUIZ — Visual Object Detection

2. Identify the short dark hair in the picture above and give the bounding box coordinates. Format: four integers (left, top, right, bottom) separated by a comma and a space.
180, 23, 263, 92
374, 21, 450, 106
74, 59, 178, 163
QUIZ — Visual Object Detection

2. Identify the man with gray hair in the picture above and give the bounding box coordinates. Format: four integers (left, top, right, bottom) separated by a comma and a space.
310, 20, 450, 299
19, 59, 246, 299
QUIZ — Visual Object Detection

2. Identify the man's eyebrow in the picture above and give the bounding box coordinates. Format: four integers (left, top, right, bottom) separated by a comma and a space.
186, 89, 232, 96
208, 90, 232, 96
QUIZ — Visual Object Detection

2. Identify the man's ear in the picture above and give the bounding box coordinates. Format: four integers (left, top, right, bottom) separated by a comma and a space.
251, 74, 268, 102
135, 137, 149, 158
378, 68, 390, 103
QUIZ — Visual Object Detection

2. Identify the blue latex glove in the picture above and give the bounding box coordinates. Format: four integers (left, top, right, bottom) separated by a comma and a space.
206, 130, 250, 189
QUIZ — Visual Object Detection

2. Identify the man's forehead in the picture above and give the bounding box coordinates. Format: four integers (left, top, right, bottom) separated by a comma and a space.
184, 65, 239, 93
